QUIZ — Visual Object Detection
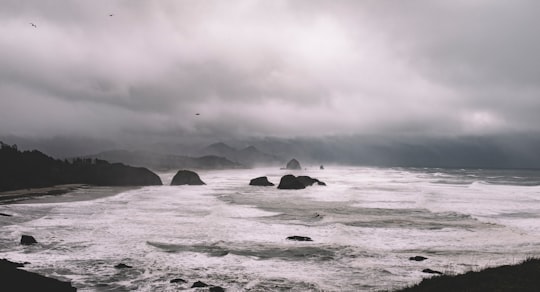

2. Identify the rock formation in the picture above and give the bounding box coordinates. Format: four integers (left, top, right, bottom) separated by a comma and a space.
20, 235, 37, 245
277, 175, 326, 189
249, 176, 274, 186
277, 175, 306, 189
286, 236, 313, 241
171, 170, 206, 185
285, 158, 301, 170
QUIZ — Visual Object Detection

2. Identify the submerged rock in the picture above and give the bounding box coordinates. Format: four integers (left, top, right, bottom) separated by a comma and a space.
410, 256, 428, 261
286, 236, 313, 242
170, 278, 187, 284
422, 268, 443, 275
210, 286, 226, 292
249, 176, 275, 186
171, 170, 206, 185
114, 263, 132, 269
277, 175, 305, 189
20, 235, 37, 245
0, 212, 12, 217
285, 159, 301, 170
297, 176, 326, 186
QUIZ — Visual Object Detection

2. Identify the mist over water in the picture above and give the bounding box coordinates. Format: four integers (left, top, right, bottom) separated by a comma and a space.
2, 167, 540, 291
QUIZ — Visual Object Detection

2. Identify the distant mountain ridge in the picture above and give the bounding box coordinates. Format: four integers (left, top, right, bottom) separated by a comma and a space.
201, 142, 282, 167
84, 150, 243, 171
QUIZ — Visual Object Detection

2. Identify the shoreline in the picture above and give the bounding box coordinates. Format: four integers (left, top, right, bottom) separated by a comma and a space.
0, 184, 137, 205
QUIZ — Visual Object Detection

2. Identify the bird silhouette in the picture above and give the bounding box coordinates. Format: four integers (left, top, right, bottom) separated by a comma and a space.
30, 23, 37, 28
109, 14, 114, 17
195, 113, 200, 116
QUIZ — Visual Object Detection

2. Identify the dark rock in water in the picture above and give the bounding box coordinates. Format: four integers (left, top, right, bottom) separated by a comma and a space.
192, 281, 209, 288
296, 176, 318, 186
287, 236, 313, 242
249, 176, 274, 186
0, 212, 12, 216
20, 235, 37, 245
0, 258, 76, 291
278, 175, 326, 189
422, 268, 443, 275
171, 170, 206, 185
410, 256, 428, 261
170, 278, 187, 284
210, 286, 226, 292
277, 175, 305, 189
114, 263, 132, 269
320, 165, 324, 170
286, 158, 301, 170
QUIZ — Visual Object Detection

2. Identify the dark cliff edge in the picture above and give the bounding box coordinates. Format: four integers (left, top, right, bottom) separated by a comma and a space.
395, 258, 540, 292
0, 142, 162, 192
0, 259, 76, 291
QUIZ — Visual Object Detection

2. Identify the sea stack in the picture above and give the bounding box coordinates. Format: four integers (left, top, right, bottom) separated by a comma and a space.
171, 170, 206, 185
249, 176, 275, 186
286, 158, 301, 170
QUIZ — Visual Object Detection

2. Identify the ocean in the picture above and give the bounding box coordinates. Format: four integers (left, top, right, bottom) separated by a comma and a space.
2, 166, 540, 291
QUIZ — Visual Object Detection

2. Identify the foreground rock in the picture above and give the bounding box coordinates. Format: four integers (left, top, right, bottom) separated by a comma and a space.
0, 258, 76, 291
192, 281, 209, 288
171, 170, 206, 185
249, 176, 274, 186
20, 235, 37, 245
277, 175, 326, 189
285, 158, 302, 170
286, 236, 313, 242
277, 175, 305, 189
170, 278, 187, 283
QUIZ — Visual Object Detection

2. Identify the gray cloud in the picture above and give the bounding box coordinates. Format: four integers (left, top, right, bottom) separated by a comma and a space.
1, 0, 540, 144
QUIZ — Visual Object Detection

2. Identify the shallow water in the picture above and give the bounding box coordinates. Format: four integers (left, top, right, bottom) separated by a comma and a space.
1, 167, 540, 291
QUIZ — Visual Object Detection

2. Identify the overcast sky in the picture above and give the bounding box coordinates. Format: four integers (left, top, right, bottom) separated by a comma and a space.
1, 0, 540, 144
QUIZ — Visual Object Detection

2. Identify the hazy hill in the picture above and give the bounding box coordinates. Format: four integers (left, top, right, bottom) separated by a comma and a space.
201, 143, 282, 167
85, 150, 243, 171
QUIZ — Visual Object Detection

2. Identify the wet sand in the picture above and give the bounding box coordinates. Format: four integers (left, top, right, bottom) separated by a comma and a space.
0, 185, 137, 205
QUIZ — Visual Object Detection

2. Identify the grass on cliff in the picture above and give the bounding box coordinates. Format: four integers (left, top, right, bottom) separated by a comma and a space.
396, 258, 540, 292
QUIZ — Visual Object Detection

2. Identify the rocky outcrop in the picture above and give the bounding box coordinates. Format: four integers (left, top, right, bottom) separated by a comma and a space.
285, 159, 301, 170
297, 176, 326, 186
249, 176, 274, 186
171, 170, 206, 185
277, 175, 306, 189
170, 278, 187, 284
0, 258, 76, 291
286, 236, 313, 242
20, 235, 37, 245
277, 175, 326, 189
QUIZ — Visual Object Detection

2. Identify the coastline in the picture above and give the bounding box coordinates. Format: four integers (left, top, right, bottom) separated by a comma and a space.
0, 184, 138, 205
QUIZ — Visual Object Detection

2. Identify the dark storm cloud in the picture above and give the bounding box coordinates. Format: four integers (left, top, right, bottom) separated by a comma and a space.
1, 0, 540, 141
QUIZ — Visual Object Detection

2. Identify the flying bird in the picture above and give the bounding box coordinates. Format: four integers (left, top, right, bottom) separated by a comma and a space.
195, 113, 200, 116
30, 23, 37, 28
109, 14, 114, 17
